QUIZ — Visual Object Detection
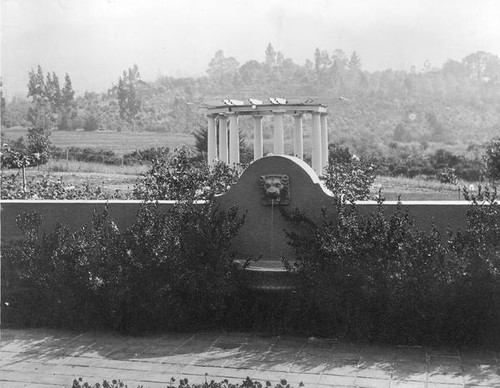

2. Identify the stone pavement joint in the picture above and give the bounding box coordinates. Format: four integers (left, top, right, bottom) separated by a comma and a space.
0, 329, 499, 388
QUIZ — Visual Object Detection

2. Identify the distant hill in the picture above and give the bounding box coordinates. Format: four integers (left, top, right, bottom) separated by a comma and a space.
2, 46, 499, 158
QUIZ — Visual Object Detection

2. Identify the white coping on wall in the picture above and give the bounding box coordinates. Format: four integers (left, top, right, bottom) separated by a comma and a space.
353, 200, 472, 206
0, 200, 207, 205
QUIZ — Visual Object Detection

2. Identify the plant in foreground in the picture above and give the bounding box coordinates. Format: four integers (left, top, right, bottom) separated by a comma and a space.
71, 376, 304, 388
2, 199, 246, 332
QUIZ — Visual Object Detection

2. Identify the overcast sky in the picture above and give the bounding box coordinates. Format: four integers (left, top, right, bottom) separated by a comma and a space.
1, 0, 500, 98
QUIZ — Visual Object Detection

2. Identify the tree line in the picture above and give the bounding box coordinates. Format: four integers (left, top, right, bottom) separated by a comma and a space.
1, 45, 499, 178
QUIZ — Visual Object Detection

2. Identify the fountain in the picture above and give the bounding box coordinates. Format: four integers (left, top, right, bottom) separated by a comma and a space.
215, 155, 335, 290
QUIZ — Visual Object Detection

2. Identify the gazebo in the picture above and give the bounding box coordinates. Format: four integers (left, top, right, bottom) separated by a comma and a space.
205, 98, 329, 176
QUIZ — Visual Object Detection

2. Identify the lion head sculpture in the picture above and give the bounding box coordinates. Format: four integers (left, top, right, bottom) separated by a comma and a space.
259, 174, 290, 205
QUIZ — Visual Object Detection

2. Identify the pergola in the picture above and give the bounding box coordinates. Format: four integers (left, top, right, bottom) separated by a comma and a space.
205, 98, 329, 176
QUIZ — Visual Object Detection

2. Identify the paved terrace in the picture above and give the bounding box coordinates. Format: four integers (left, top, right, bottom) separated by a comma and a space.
1, 329, 499, 388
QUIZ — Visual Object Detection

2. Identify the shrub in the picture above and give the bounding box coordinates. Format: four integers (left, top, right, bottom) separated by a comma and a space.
436, 167, 458, 184
1, 199, 246, 333
122, 146, 169, 165
429, 149, 460, 170
369, 145, 483, 183
324, 143, 376, 201
1, 134, 51, 191
133, 146, 241, 200
51, 147, 121, 165
283, 197, 500, 345
83, 112, 100, 131
0, 173, 123, 199
484, 137, 500, 183
71, 376, 304, 388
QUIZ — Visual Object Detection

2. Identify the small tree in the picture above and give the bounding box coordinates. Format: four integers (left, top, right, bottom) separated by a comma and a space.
59, 73, 76, 130
1, 78, 6, 127
117, 64, 142, 131
27, 65, 54, 130
1, 137, 48, 191
25, 66, 53, 165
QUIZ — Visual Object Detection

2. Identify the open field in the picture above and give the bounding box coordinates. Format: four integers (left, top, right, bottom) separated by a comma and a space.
373, 175, 463, 201
1, 128, 194, 155
1, 128, 483, 200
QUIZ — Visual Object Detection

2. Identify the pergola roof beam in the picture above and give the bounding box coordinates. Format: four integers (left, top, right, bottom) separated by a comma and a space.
206, 104, 327, 116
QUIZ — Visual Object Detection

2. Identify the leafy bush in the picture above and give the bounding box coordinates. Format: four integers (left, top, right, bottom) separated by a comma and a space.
436, 167, 458, 184
1, 199, 246, 333
71, 376, 304, 388
484, 137, 500, 182
122, 146, 169, 165
51, 147, 121, 165
134, 146, 241, 200
0, 173, 123, 199
371, 144, 483, 182
324, 143, 376, 201
283, 196, 500, 345
50, 146, 169, 166
83, 112, 100, 131
1, 129, 50, 171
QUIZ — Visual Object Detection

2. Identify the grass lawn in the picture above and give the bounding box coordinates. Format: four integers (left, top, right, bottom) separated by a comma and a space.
373, 175, 463, 201
2, 128, 194, 156
1, 128, 472, 200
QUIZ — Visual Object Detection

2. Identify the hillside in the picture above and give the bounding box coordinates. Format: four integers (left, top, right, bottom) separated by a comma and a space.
2, 46, 499, 160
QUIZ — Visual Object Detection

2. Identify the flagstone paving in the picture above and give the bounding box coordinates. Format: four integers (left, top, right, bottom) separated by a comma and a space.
1, 329, 499, 387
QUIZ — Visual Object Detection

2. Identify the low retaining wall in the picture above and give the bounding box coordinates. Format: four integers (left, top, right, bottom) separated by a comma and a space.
1, 200, 469, 255
0, 156, 480, 257
0, 200, 176, 246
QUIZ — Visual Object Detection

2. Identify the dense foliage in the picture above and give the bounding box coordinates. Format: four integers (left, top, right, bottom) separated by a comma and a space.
1, 146, 242, 200
1, 200, 245, 333
3, 48, 499, 152
26, 65, 76, 131
50, 146, 170, 166
0, 173, 123, 200
2, 174, 500, 345
282, 194, 500, 345
323, 143, 376, 200
71, 376, 303, 388
134, 146, 242, 200
484, 137, 500, 182
369, 143, 485, 182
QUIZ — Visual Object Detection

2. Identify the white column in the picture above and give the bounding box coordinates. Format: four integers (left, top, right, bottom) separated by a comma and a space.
293, 113, 303, 159
207, 115, 217, 166
229, 113, 239, 165
218, 115, 228, 164
321, 113, 329, 171
253, 115, 263, 161
311, 112, 322, 176
273, 110, 285, 155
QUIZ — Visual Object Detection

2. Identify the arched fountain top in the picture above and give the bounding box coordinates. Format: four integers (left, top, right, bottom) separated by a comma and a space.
218, 155, 333, 204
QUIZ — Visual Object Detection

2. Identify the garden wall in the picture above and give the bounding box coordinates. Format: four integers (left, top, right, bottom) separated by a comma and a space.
0, 200, 177, 246
1, 155, 470, 258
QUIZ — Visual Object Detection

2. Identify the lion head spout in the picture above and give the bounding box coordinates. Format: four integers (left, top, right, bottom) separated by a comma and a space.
259, 175, 290, 205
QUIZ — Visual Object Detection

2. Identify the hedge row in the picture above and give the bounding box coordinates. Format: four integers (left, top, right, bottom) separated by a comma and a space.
50, 146, 170, 166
